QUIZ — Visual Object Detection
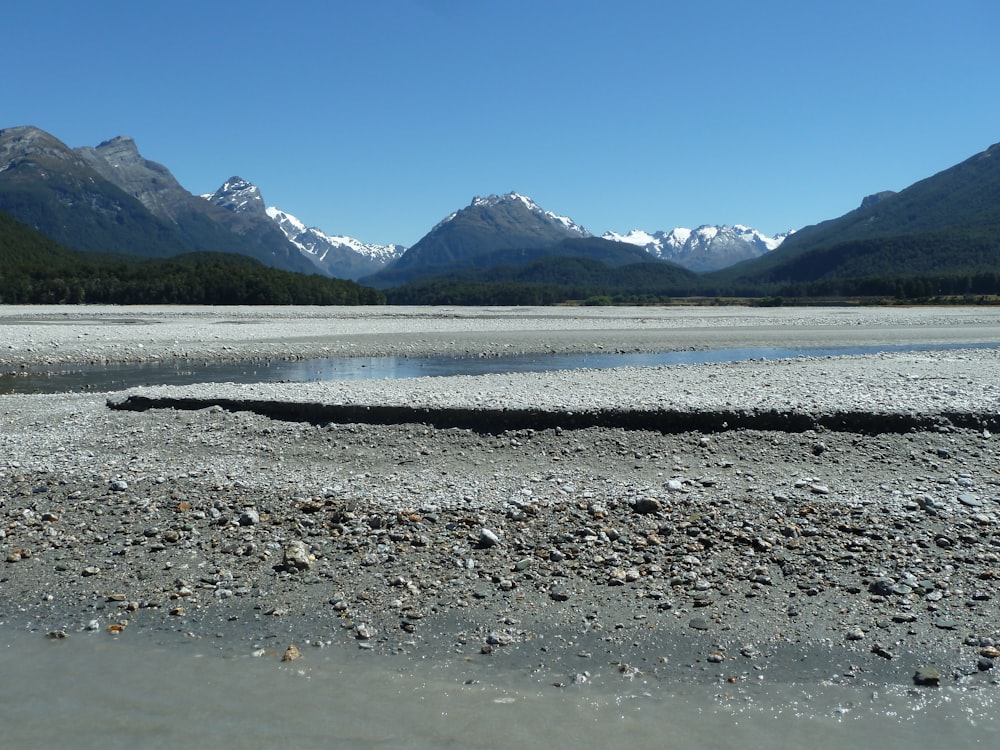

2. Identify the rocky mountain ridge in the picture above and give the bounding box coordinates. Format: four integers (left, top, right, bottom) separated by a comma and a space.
266, 206, 405, 280
603, 225, 792, 272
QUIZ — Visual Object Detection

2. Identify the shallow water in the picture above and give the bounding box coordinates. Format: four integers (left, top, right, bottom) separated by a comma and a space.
2, 631, 997, 749
2, 342, 998, 394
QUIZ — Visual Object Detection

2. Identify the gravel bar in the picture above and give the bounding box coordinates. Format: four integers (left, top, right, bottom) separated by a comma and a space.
4, 305, 1000, 690
108, 348, 1000, 434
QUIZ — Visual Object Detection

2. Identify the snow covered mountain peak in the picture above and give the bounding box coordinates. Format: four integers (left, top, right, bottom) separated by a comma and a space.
459, 192, 591, 237
201, 176, 266, 217
266, 206, 405, 280
603, 224, 792, 272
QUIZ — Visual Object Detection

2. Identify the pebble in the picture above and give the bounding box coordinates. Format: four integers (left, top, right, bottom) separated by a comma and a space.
632, 497, 662, 514
913, 667, 941, 686
283, 541, 312, 570
957, 493, 982, 508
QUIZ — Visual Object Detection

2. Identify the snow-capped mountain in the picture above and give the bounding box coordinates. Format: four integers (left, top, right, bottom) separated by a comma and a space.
434, 193, 591, 238
266, 207, 405, 280
201, 177, 268, 218
365, 192, 593, 287
603, 225, 793, 272
198, 178, 404, 279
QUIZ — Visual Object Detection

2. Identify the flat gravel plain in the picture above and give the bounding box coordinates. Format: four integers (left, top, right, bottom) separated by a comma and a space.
2, 305, 1000, 689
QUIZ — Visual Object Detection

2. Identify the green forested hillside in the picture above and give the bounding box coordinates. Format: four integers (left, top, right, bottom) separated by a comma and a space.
386, 254, 698, 305
0, 210, 384, 305
711, 142, 1000, 292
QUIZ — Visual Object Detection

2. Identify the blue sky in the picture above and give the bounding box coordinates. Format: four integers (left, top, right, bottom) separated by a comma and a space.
5, 0, 999, 246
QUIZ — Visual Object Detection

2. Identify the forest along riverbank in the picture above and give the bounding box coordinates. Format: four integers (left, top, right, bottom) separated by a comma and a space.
1, 321, 999, 689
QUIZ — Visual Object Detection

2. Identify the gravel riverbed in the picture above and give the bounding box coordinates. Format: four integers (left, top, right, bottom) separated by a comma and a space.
2, 305, 1000, 689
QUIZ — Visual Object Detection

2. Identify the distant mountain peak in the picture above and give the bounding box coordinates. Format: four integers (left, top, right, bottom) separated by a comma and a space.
603, 224, 791, 272
266, 206, 405, 280
202, 176, 267, 217
439, 191, 591, 237
860, 191, 897, 210
0, 125, 77, 167
94, 134, 138, 153
365, 191, 592, 287
470, 192, 538, 211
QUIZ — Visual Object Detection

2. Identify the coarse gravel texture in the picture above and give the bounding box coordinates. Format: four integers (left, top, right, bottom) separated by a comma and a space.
3, 304, 1000, 369
2, 305, 1000, 689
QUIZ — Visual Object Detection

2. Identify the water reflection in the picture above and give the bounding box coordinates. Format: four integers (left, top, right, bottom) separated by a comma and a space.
2, 342, 998, 394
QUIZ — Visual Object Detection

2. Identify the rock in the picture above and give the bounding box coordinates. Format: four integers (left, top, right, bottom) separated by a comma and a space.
914, 667, 941, 686
632, 497, 662, 514
281, 644, 302, 662
472, 584, 491, 599
478, 528, 501, 548
869, 578, 895, 596
957, 493, 981, 507
238, 508, 260, 526
871, 644, 894, 659
689, 617, 711, 631
283, 540, 312, 570
549, 586, 570, 601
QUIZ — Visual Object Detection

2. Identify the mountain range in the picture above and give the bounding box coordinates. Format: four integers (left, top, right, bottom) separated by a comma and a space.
2, 124, 999, 302
0, 125, 786, 281
603, 225, 792, 273
0, 127, 317, 274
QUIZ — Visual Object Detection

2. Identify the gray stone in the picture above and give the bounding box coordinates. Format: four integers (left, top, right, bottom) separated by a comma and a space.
957, 493, 982, 508
550, 586, 570, 601
283, 540, 312, 570
914, 667, 941, 686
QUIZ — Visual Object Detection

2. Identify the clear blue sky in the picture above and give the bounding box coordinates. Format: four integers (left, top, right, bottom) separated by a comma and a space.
5, 0, 999, 246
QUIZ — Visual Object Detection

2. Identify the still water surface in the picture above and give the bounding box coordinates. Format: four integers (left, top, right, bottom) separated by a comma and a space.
3, 342, 998, 394
1, 631, 996, 749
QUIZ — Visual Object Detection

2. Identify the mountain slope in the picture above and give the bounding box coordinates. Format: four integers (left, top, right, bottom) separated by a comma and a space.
198, 177, 317, 274
385, 241, 699, 305
0, 126, 195, 257
713, 141, 1000, 287
0, 126, 316, 274
266, 206, 405, 280
0, 207, 80, 268
364, 192, 592, 287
